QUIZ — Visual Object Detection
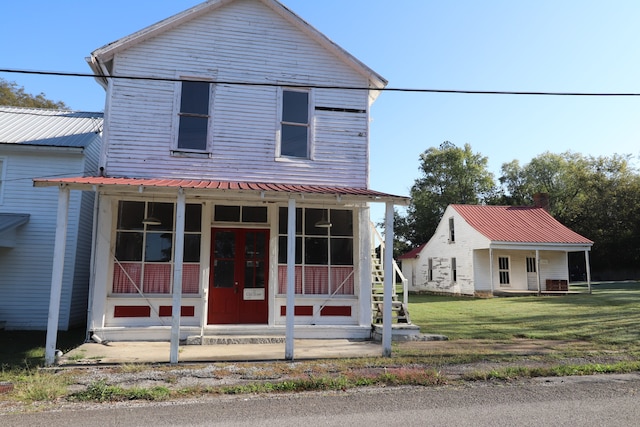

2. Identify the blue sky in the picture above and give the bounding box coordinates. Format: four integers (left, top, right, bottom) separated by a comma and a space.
2, 1, 639, 223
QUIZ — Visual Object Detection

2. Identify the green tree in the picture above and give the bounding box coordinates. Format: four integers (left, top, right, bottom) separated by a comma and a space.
396, 141, 497, 249
0, 78, 67, 109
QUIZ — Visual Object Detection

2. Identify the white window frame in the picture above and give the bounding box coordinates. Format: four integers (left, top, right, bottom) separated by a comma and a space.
276, 87, 314, 160
172, 76, 215, 155
498, 256, 511, 285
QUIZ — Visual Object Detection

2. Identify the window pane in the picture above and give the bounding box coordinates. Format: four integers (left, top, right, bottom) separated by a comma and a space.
242, 206, 268, 223
305, 237, 328, 265
145, 232, 173, 262
282, 90, 308, 123
178, 115, 208, 150
180, 81, 210, 115
185, 204, 202, 232
330, 238, 353, 265
278, 207, 302, 235
214, 231, 235, 258
305, 208, 329, 236
278, 236, 302, 264
184, 234, 201, 262
115, 232, 143, 261
281, 124, 308, 158
146, 202, 174, 231
329, 210, 353, 236
118, 201, 145, 230
214, 205, 240, 222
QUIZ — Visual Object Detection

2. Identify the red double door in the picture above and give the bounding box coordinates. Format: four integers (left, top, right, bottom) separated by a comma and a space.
208, 228, 269, 324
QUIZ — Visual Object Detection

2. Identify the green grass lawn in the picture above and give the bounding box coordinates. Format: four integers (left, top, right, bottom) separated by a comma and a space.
409, 281, 640, 349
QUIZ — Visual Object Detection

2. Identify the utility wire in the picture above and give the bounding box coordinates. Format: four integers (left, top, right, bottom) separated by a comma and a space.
2, 68, 640, 97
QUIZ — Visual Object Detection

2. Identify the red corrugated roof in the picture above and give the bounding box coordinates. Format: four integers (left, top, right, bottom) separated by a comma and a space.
33, 176, 409, 202
398, 243, 426, 260
452, 204, 593, 245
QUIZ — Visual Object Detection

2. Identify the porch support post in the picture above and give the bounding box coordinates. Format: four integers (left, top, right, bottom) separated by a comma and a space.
585, 250, 592, 294
45, 186, 70, 366
382, 201, 394, 357
536, 249, 541, 295
285, 198, 296, 360
170, 189, 186, 364
489, 247, 494, 295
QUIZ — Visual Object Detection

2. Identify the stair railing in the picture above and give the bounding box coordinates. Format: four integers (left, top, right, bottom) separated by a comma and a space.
370, 221, 408, 306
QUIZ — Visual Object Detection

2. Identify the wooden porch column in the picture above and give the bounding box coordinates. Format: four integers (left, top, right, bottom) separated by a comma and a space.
382, 201, 394, 357
536, 249, 541, 295
585, 250, 592, 294
45, 186, 70, 366
285, 198, 296, 360
489, 248, 494, 295
170, 189, 186, 364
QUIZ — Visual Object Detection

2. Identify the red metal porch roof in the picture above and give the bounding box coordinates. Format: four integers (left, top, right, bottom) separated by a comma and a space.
33, 176, 409, 203
452, 204, 593, 245
398, 243, 426, 260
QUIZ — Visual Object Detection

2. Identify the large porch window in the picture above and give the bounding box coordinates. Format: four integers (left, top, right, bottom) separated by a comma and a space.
112, 201, 202, 295
277, 207, 354, 295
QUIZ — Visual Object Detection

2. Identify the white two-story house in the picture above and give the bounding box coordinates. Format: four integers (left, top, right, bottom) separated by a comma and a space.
36, 0, 407, 362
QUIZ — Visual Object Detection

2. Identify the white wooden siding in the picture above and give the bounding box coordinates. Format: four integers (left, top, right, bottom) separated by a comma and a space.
0, 151, 88, 330
102, 0, 371, 187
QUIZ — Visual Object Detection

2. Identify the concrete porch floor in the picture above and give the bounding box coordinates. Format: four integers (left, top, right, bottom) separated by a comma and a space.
59, 339, 384, 365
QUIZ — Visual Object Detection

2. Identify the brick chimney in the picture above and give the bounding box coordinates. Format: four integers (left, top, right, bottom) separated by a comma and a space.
533, 192, 550, 211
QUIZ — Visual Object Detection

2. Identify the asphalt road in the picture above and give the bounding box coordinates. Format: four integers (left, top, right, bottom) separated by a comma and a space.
5, 373, 640, 426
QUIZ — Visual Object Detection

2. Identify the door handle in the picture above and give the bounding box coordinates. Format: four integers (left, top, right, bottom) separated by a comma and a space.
234, 282, 239, 294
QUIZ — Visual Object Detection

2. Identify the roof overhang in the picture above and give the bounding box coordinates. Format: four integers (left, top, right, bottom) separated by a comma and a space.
0, 213, 30, 248
489, 242, 593, 252
33, 176, 410, 206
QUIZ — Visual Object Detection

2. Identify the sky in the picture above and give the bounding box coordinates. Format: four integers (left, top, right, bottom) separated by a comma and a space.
2, 0, 640, 223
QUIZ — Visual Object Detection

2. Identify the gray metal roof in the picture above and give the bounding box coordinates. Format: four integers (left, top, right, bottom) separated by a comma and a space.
0, 106, 103, 148
0, 213, 30, 234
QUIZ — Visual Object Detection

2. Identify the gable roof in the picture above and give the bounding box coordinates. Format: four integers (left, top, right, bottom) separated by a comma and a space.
0, 106, 103, 148
451, 204, 593, 245
87, 0, 387, 91
398, 243, 426, 260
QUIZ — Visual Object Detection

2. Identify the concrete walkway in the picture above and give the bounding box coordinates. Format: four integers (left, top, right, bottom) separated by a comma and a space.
60, 339, 384, 365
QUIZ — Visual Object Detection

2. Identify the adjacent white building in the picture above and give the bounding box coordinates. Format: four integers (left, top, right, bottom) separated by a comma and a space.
0, 106, 102, 330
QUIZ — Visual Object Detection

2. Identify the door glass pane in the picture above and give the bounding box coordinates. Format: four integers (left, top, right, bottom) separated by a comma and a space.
214, 232, 235, 258
214, 260, 235, 288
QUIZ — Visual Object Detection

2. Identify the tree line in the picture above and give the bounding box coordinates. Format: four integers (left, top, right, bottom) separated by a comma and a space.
395, 141, 640, 280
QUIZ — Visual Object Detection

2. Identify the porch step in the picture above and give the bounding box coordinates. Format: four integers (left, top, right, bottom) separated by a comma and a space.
186, 335, 286, 345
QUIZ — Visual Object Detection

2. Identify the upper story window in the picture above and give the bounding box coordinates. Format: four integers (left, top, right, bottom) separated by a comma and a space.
177, 80, 211, 152
448, 217, 455, 242
279, 89, 311, 159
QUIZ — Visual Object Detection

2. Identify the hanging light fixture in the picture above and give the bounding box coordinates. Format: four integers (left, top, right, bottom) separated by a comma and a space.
315, 208, 332, 228
142, 201, 162, 226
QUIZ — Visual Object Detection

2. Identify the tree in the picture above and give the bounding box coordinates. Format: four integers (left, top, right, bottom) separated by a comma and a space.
396, 142, 497, 249
0, 78, 68, 109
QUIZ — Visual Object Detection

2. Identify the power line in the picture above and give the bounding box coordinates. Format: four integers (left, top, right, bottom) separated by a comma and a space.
2, 68, 640, 97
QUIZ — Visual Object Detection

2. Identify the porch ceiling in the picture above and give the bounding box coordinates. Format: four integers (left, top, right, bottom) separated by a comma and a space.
33, 176, 410, 205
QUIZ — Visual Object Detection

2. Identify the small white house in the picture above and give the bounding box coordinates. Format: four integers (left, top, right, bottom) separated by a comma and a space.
0, 106, 102, 330
35, 0, 408, 362
400, 204, 593, 296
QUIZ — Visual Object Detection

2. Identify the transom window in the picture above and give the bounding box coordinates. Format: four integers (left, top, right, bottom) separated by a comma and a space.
112, 201, 202, 294
213, 205, 268, 223
177, 80, 210, 151
280, 89, 310, 158
277, 207, 354, 295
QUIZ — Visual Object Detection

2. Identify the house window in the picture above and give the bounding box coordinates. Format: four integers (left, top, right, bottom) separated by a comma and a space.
112, 201, 202, 295
177, 80, 210, 151
279, 89, 311, 158
451, 257, 457, 282
448, 217, 455, 242
428, 257, 433, 281
498, 256, 510, 285
526, 257, 537, 273
277, 207, 354, 295
213, 205, 268, 223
